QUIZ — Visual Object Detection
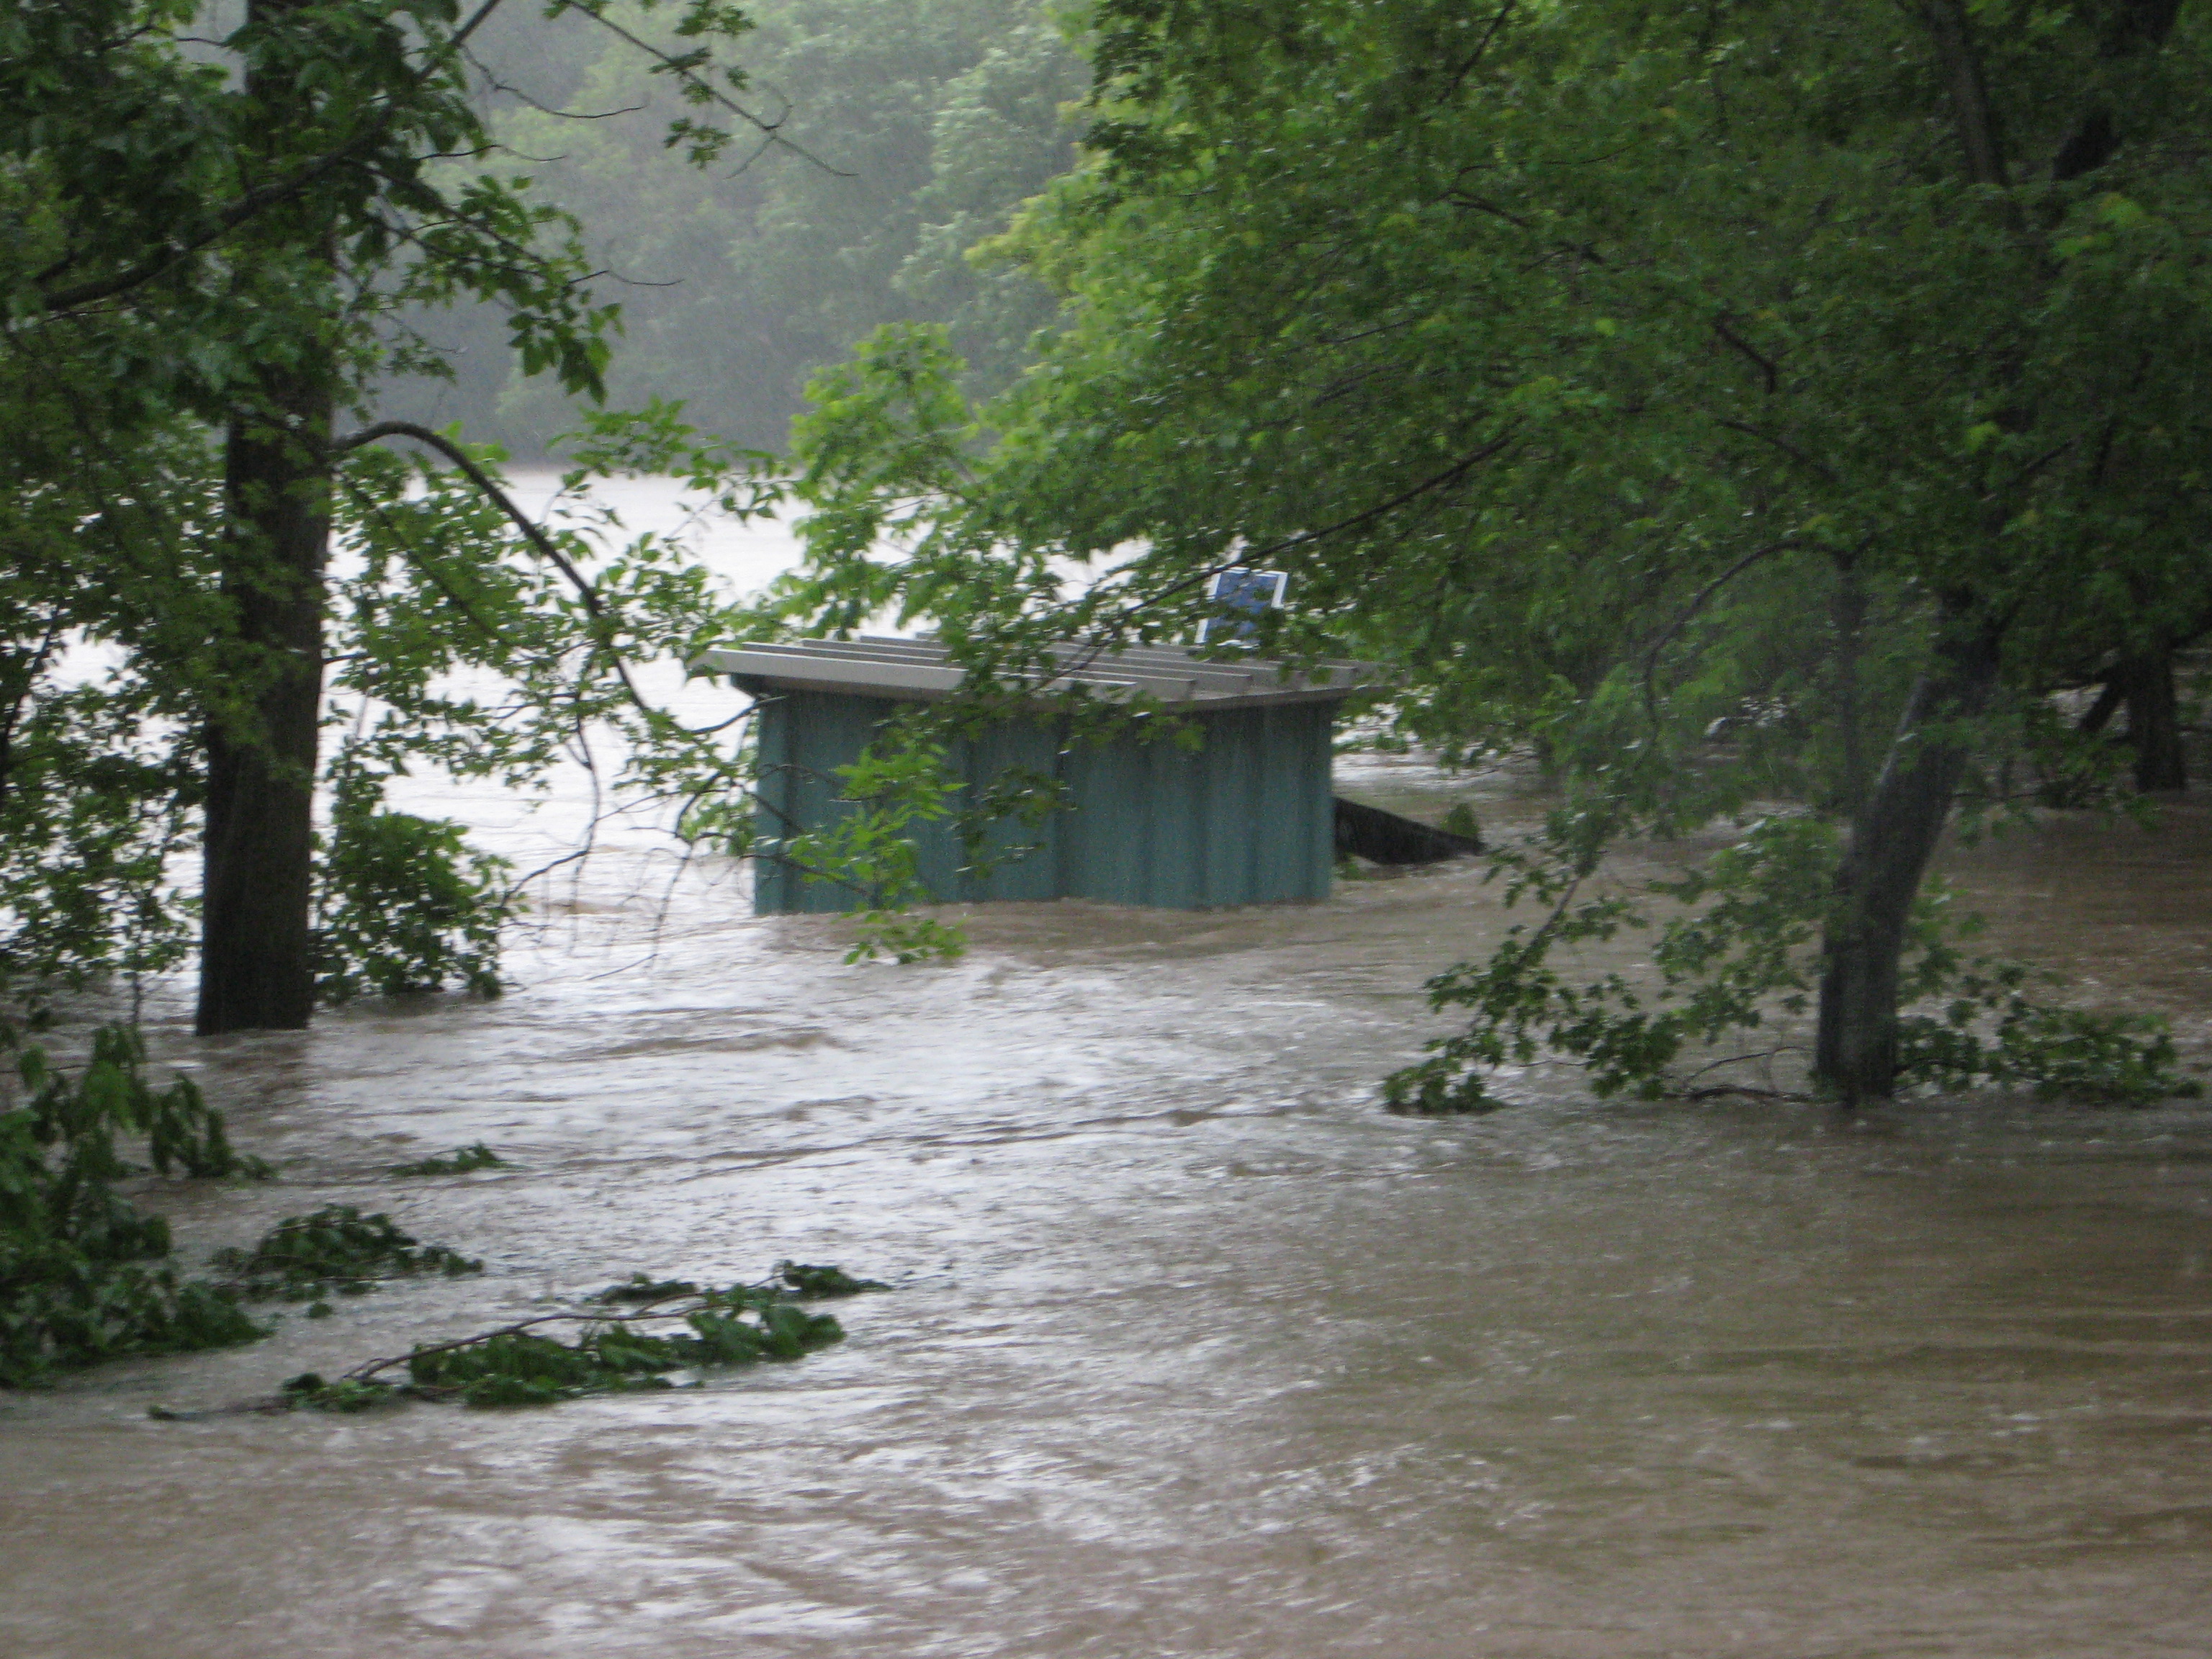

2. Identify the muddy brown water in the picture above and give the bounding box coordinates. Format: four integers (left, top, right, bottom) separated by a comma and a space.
6, 498, 2211, 1656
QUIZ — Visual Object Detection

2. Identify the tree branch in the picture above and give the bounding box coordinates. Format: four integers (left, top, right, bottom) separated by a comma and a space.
1236, 434, 1517, 565
332, 421, 605, 615
1712, 312, 1779, 395
1922, 0, 2010, 187
1710, 417, 1840, 485
331, 419, 774, 773
1640, 536, 1809, 725
40, 0, 513, 315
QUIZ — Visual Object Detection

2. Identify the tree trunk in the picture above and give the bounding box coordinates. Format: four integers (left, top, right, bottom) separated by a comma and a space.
2077, 649, 2187, 792
1814, 615, 2005, 1103
2119, 649, 2186, 792
197, 371, 333, 1034
195, 0, 335, 1035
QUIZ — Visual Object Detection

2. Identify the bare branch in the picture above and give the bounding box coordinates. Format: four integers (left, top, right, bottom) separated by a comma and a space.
1710, 417, 1840, 485
557, 3, 849, 177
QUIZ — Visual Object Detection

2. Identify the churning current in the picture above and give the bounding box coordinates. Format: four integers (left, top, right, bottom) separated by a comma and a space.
3, 483, 2208, 1659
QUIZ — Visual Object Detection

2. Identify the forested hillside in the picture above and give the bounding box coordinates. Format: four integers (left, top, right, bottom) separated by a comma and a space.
380, 0, 1083, 454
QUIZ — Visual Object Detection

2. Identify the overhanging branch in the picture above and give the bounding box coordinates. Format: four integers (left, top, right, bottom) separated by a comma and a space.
332, 420, 605, 616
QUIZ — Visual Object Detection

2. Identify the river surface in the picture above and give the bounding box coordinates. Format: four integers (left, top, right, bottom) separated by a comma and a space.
4, 482, 2210, 1658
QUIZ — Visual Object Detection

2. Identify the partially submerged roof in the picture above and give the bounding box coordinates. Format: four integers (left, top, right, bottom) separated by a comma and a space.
693, 636, 1381, 711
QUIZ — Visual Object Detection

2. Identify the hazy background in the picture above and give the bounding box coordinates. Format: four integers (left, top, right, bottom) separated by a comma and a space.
372, 0, 1085, 457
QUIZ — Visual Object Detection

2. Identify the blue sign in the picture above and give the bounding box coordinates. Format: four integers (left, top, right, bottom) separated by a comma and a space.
1197, 568, 1287, 645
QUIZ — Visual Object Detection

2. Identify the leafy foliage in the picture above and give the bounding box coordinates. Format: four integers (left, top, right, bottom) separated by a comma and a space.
1, 2, 798, 1029
1894, 960, 2200, 1107
1439, 803, 1480, 842
765, 0, 2212, 1102
1383, 819, 2200, 1114
768, 1259, 889, 1298
1, 1025, 270, 1387
3, 1026, 882, 1418
210, 1205, 483, 1303
314, 762, 513, 1002
282, 1262, 882, 1411
324, 413, 788, 926
0, 331, 222, 1011
781, 726, 971, 963
388, 1143, 507, 1178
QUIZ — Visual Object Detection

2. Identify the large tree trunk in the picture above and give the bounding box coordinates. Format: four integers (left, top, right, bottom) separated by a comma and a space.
2118, 649, 2187, 792
195, 0, 335, 1035
1814, 616, 2005, 1103
197, 370, 332, 1034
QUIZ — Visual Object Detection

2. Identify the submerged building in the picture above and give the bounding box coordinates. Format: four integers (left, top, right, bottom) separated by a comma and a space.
693, 637, 1384, 914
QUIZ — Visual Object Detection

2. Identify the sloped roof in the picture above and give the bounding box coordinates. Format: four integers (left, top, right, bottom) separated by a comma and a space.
693, 637, 1381, 711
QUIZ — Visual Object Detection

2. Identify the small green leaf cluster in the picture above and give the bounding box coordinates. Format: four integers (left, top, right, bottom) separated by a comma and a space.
1440, 803, 1482, 842
769, 1260, 890, 1298
594, 1261, 889, 1302
1898, 971, 2200, 1107
779, 724, 974, 963
210, 1205, 482, 1302
279, 1372, 397, 1413
593, 1272, 711, 1303
387, 1143, 506, 1178
1, 1025, 269, 1386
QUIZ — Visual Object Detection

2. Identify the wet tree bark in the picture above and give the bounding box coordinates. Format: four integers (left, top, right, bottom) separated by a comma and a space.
197, 372, 332, 1034
195, 0, 335, 1035
1814, 613, 2005, 1103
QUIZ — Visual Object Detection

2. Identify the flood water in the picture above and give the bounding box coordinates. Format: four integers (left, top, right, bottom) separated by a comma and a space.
4, 485, 2210, 1658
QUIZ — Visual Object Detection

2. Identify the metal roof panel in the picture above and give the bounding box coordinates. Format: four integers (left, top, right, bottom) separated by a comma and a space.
692, 637, 1382, 710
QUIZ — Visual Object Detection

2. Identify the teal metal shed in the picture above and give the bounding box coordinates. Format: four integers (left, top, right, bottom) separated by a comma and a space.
693, 638, 1378, 915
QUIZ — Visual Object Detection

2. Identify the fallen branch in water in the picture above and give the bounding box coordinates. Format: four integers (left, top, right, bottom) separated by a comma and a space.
153, 1262, 887, 1417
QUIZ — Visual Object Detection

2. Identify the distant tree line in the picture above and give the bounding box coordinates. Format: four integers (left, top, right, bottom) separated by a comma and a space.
379, 0, 1084, 455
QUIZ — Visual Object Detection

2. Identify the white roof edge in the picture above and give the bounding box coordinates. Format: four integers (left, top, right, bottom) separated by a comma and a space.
691, 641, 1382, 709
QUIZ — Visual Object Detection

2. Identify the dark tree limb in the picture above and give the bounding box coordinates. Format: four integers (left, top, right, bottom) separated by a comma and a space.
1922, 0, 2011, 187
2053, 0, 2184, 181
333, 421, 605, 616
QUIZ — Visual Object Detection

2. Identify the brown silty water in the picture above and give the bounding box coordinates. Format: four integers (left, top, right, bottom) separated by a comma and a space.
4, 497, 2210, 1658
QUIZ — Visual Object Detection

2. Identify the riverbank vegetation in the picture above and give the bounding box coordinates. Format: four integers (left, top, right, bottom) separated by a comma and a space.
0, 1025, 269, 1385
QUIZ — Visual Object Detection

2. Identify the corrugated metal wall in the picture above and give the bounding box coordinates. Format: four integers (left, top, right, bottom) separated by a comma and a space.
752, 691, 1335, 914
